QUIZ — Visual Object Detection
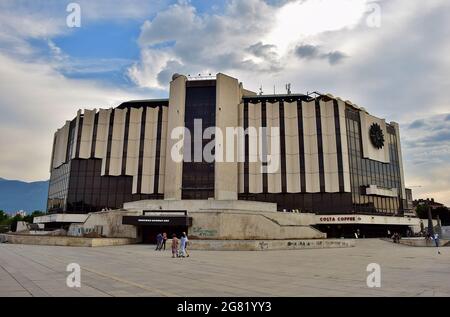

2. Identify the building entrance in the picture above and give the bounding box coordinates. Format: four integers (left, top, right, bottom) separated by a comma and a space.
141, 225, 188, 244
122, 211, 193, 244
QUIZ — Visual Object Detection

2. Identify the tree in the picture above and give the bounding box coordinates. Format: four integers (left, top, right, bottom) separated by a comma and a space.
433, 207, 450, 226
415, 205, 450, 226
22, 211, 46, 224
415, 205, 428, 219
0, 210, 9, 224
8, 215, 23, 232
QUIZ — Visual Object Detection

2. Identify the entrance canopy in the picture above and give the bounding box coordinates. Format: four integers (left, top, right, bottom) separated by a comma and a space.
122, 210, 192, 227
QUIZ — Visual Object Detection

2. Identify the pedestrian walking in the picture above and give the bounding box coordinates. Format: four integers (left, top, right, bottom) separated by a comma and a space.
180, 232, 188, 258
155, 232, 163, 251
183, 232, 190, 258
171, 234, 179, 258
433, 233, 441, 255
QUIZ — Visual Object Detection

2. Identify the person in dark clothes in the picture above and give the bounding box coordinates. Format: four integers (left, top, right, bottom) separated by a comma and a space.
155, 233, 163, 251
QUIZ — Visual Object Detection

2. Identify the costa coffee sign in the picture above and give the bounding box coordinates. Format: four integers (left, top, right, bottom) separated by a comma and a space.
319, 216, 360, 223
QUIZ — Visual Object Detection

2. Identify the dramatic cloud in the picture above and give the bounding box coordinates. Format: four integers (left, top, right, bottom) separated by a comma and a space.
295, 44, 320, 59
246, 42, 279, 62
129, 0, 370, 89
263, 0, 368, 54
0, 54, 148, 181
295, 44, 347, 65
129, 0, 282, 88
402, 114, 450, 204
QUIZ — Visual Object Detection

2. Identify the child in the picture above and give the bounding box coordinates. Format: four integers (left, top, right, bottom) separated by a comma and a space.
171, 234, 179, 258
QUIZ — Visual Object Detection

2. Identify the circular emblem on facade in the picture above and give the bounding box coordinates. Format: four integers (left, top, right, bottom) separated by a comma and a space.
369, 123, 385, 149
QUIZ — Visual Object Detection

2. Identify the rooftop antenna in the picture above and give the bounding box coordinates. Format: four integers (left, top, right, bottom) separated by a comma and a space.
259, 85, 264, 96
273, 85, 276, 95
286, 83, 292, 95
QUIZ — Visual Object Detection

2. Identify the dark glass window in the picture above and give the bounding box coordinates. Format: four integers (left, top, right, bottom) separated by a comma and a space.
345, 106, 404, 215
182, 82, 216, 200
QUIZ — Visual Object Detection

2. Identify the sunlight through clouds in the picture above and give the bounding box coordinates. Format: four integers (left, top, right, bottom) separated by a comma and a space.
264, 0, 369, 54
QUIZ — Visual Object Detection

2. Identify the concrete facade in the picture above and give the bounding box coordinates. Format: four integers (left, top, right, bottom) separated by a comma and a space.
124, 199, 324, 239
48, 73, 406, 209
215, 73, 241, 200
34, 200, 325, 242
189, 211, 324, 240
46, 72, 410, 240
164, 74, 187, 200
81, 210, 139, 238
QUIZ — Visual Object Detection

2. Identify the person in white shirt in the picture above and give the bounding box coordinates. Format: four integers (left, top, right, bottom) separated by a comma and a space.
433, 233, 441, 255
180, 232, 188, 258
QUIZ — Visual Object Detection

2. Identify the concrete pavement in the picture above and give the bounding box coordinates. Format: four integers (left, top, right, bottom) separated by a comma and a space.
0, 239, 448, 297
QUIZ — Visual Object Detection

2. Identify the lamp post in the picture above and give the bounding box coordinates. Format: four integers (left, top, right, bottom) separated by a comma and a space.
427, 203, 435, 237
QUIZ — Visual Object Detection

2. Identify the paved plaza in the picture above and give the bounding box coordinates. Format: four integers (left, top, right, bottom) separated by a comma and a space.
0, 239, 448, 297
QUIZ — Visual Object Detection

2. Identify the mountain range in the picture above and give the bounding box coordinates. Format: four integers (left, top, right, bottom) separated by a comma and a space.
0, 178, 49, 214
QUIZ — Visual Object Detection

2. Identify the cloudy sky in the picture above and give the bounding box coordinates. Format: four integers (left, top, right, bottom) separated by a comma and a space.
0, 0, 449, 204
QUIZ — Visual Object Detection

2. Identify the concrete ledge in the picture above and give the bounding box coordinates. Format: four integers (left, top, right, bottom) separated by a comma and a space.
0, 234, 137, 247
124, 199, 278, 213
188, 239, 355, 251
190, 211, 326, 240
386, 238, 450, 247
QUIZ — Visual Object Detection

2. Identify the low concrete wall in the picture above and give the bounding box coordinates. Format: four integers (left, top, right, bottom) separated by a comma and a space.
1, 234, 354, 251
82, 210, 139, 239
190, 211, 326, 240
0, 234, 137, 247
188, 239, 355, 251
441, 226, 450, 239
396, 238, 449, 247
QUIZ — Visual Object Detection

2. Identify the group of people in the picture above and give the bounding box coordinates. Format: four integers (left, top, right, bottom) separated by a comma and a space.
389, 230, 441, 255
155, 232, 190, 258
155, 232, 168, 251
391, 232, 402, 243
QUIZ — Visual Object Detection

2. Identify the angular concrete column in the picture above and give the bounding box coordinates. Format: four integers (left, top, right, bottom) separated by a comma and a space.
302, 100, 320, 193
320, 100, 339, 193
79, 109, 96, 159
215, 73, 240, 200
337, 99, 351, 192
164, 74, 187, 200
71, 110, 82, 160
391, 121, 406, 199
